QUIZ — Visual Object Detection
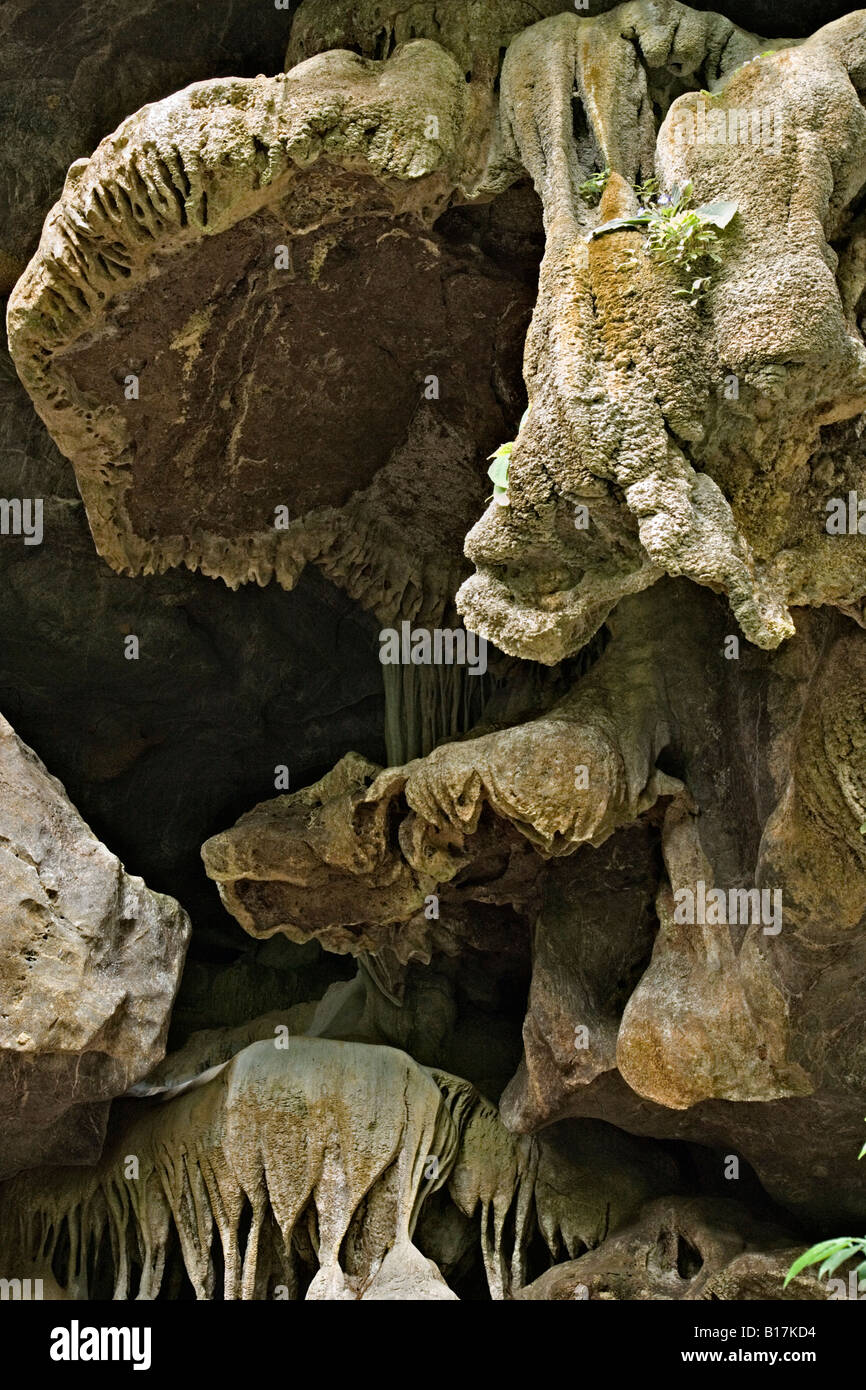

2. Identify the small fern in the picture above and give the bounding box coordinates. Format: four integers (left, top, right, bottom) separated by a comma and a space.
784, 1237, 866, 1289
587, 181, 738, 307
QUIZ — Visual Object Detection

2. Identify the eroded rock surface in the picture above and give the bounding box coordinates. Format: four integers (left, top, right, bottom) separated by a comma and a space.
458, 5, 866, 660
0, 1036, 683, 1299
0, 0, 302, 290
203, 580, 866, 1221
0, 714, 190, 1179
14, 1, 866, 656
6, 27, 540, 631
3, 0, 866, 1303
516, 1197, 825, 1300
201, 585, 683, 956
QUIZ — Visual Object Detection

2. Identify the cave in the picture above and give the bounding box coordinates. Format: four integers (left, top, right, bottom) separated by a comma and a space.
1, 0, 865, 1328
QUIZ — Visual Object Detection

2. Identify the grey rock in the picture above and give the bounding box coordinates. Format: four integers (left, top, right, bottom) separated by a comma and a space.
0, 713, 190, 1178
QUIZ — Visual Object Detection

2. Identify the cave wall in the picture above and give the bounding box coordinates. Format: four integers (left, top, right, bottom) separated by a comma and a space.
1, 0, 865, 1304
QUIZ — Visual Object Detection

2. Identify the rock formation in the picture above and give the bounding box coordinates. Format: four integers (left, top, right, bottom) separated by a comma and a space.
2, 0, 866, 1303
0, 714, 190, 1180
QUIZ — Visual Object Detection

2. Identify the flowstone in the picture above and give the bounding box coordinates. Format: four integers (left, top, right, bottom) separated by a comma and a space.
6, 28, 536, 632
457, 5, 866, 660
515, 1197, 825, 1300
0, 1037, 680, 1300
18, 0, 866, 651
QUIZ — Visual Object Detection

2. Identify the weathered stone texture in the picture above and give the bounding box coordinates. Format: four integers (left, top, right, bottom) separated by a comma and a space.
0, 714, 190, 1179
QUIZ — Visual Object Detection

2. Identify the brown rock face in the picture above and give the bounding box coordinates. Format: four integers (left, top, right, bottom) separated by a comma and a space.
6, 0, 866, 1304
202, 580, 866, 1222
516, 1197, 826, 1300
5, 33, 541, 629
0, 715, 190, 1179
35, 192, 536, 625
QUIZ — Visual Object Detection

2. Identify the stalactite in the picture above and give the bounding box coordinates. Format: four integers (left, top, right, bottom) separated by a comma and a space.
383, 658, 492, 765
0, 1039, 543, 1301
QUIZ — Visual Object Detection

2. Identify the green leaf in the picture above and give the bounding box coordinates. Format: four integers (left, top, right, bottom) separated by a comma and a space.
632, 176, 659, 202
695, 200, 738, 228
588, 213, 653, 240
578, 167, 610, 204
784, 1239, 858, 1286
808, 1238, 861, 1257
487, 455, 510, 488
819, 1246, 860, 1279
669, 182, 693, 207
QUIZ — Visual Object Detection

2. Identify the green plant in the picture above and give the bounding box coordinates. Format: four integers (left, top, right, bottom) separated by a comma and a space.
487, 406, 531, 507
784, 1129, 866, 1289
588, 181, 738, 307
631, 175, 660, 202
784, 1237, 866, 1289
578, 166, 610, 206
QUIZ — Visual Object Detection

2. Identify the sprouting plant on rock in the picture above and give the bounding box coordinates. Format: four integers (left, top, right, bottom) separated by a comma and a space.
578, 166, 610, 206
487, 406, 531, 506
631, 175, 660, 202
737, 48, 778, 69
588, 181, 738, 307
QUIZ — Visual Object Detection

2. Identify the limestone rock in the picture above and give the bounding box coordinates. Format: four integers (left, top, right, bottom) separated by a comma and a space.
1, 1039, 532, 1299
0, 326, 387, 978
504, 822, 661, 1128
18, 0, 861, 652
516, 1197, 826, 1300
499, 584, 866, 1223
5, 0, 866, 1304
6, 33, 536, 631
457, 5, 866, 660
207, 579, 866, 1222
201, 585, 683, 959
130, 1005, 317, 1094
0, 0, 299, 290
0, 1036, 684, 1299
0, 714, 190, 1179
286, 0, 582, 77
